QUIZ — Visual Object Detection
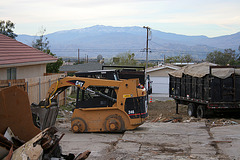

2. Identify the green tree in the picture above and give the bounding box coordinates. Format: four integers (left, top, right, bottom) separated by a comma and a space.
32, 28, 63, 73
45, 49, 63, 73
0, 20, 17, 39
32, 28, 49, 51
165, 54, 194, 63
112, 52, 137, 65
206, 49, 239, 65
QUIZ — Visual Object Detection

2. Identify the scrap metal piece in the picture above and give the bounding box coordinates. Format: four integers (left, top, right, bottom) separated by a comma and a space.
3, 128, 14, 143
7, 127, 56, 160
0, 87, 91, 159
4, 127, 91, 160
75, 150, 91, 160
3, 127, 24, 148
0, 86, 41, 142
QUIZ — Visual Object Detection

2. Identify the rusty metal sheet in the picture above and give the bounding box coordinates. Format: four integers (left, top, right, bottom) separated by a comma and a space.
0, 86, 41, 142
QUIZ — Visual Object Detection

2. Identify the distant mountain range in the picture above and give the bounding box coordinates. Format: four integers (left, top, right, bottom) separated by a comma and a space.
17, 25, 240, 60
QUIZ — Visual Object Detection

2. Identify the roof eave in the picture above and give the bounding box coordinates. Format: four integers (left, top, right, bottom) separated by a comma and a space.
0, 60, 57, 68
146, 65, 179, 73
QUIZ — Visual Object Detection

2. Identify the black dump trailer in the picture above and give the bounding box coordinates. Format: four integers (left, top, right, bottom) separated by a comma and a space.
169, 62, 240, 118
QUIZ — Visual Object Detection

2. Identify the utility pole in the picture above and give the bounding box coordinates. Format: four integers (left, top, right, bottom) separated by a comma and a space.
143, 26, 151, 103
143, 26, 151, 69
78, 49, 80, 64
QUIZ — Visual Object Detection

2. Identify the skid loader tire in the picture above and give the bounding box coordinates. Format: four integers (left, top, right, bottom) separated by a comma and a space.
104, 114, 125, 132
71, 118, 87, 133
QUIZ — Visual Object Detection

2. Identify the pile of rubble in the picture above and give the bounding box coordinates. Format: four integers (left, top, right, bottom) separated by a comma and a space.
151, 114, 184, 123
0, 86, 90, 160
0, 127, 91, 160
150, 113, 239, 128
205, 119, 239, 128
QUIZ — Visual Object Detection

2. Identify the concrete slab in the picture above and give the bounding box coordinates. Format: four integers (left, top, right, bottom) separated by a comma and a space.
58, 123, 123, 159
57, 122, 240, 160
211, 125, 240, 160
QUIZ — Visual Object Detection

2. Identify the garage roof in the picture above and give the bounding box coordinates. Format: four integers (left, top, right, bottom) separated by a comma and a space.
59, 62, 103, 73
146, 64, 181, 73
0, 34, 57, 68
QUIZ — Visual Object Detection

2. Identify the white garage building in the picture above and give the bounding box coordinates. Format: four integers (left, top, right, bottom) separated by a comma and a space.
146, 64, 181, 94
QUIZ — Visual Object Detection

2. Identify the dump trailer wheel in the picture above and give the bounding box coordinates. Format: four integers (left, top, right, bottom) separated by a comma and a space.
104, 115, 125, 132
71, 117, 87, 133
197, 105, 207, 118
187, 103, 197, 117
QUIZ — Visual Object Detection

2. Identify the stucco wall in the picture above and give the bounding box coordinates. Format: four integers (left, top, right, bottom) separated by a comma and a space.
147, 68, 175, 77
17, 64, 46, 79
0, 68, 7, 80
0, 64, 46, 80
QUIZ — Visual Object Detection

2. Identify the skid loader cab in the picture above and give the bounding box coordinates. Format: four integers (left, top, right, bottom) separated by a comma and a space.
75, 70, 119, 109
75, 86, 117, 108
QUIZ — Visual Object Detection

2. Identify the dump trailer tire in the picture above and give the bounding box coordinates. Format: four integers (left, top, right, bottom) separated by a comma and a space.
197, 105, 207, 118
187, 103, 197, 117
71, 117, 87, 133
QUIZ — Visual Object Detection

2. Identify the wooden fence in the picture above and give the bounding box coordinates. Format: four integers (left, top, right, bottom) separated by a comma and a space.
0, 74, 66, 106
0, 79, 26, 91
25, 74, 66, 105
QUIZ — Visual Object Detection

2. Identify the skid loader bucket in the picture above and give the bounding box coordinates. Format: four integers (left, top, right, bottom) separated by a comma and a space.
0, 86, 40, 142
31, 101, 59, 130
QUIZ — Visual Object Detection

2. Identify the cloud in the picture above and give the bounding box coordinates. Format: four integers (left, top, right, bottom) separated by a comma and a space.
1, 0, 239, 36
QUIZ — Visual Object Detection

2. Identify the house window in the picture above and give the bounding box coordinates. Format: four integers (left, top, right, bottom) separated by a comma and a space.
7, 68, 16, 80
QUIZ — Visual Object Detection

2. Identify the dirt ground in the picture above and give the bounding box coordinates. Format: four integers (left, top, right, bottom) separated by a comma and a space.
59, 98, 240, 127
148, 100, 188, 122
147, 99, 240, 126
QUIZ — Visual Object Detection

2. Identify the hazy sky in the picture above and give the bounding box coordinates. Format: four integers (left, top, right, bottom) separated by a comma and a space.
1, 0, 240, 37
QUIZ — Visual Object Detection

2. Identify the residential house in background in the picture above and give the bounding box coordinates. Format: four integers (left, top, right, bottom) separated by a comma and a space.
146, 64, 181, 94
59, 62, 103, 75
0, 34, 67, 105
0, 34, 57, 80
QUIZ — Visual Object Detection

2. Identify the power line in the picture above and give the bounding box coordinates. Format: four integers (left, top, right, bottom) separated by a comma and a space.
51, 48, 211, 54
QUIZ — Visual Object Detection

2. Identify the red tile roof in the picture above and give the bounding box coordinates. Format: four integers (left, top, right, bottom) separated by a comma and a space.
0, 34, 57, 67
